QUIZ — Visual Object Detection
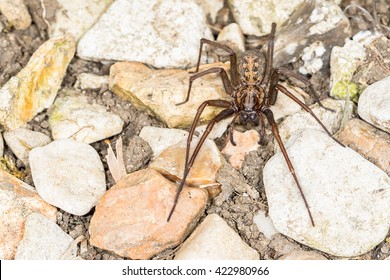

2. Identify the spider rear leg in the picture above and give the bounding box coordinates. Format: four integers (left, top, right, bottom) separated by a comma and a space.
275, 84, 345, 147
177, 67, 234, 105
167, 100, 233, 222
262, 108, 315, 227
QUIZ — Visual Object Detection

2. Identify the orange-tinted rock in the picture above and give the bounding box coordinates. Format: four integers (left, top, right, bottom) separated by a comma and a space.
89, 168, 208, 259
109, 61, 231, 128
149, 138, 223, 186
222, 130, 260, 169
339, 118, 390, 174
0, 169, 57, 259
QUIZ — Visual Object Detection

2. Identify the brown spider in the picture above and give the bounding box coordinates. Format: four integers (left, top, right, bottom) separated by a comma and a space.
167, 23, 344, 226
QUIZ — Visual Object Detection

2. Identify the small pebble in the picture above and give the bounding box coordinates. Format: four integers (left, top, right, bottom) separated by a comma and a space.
74, 73, 109, 90
0, 0, 31, 30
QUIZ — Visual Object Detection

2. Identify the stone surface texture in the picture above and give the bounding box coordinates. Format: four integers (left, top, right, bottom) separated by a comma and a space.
89, 168, 208, 259
0, 0, 31, 30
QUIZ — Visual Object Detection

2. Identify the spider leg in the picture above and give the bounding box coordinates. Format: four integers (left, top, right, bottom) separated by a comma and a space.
192, 38, 240, 87
261, 22, 276, 85
177, 67, 233, 105
258, 113, 267, 146
226, 114, 240, 146
276, 67, 336, 112
262, 108, 315, 227
275, 83, 345, 147
167, 101, 234, 222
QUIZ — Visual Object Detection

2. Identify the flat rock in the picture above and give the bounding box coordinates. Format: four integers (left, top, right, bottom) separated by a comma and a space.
227, 0, 305, 36
109, 61, 231, 128
15, 212, 74, 260
49, 0, 113, 41
0, 36, 75, 130
339, 118, 390, 174
89, 168, 208, 259
276, 98, 347, 147
263, 129, 390, 257
49, 89, 124, 144
3, 128, 51, 165
279, 250, 327, 260
29, 139, 106, 216
358, 76, 390, 133
174, 213, 259, 260
74, 73, 109, 90
77, 0, 213, 68
149, 138, 223, 187
0, 169, 57, 259
139, 126, 189, 157
0, 0, 31, 30
222, 130, 260, 169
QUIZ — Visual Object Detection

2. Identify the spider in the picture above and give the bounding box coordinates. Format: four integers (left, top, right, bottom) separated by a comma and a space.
167, 23, 344, 226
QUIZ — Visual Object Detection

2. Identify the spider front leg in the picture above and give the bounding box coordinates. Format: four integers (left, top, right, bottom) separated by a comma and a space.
177, 67, 233, 105
167, 100, 234, 222
262, 108, 315, 227
192, 38, 240, 87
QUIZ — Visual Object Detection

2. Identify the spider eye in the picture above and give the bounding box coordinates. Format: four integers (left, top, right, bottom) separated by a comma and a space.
250, 114, 257, 121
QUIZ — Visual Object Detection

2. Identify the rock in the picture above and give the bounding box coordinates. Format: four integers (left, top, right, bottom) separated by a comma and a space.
339, 118, 390, 174
150, 138, 223, 187
174, 214, 259, 260
49, 89, 124, 144
139, 126, 189, 157
49, 0, 113, 41
273, 0, 350, 70
217, 23, 245, 53
221, 130, 260, 169
109, 61, 231, 128
123, 135, 153, 173
253, 210, 278, 240
29, 139, 106, 216
279, 250, 327, 260
277, 98, 348, 146
330, 31, 380, 102
77, 0, 213, 68
89, 168, 208, 259
15, 213, 74, 260
263, 129, 390, 257
3, 128, 51, 165
352, 36, 390, 90
0, 169, 57, 259
195, 0, 224, 24
74, 73, 109, 90
0, 36, 75, 130
227, 0, 305, 36
0, 0, 32, 30
195, 116, 234, 140
358, 76, 390, 133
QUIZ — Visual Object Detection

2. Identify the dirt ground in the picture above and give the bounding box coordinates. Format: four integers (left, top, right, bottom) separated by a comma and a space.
0, 0, 389, 260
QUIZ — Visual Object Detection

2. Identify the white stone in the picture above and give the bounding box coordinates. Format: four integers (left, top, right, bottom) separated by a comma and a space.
358, 76, 390, 133
77, 0, 213, 68
15, 213, 75, 260
299, 41, 326, 75
0, 0, 31, 30
49, 89, 124, 144
139, 126, 188, 158
3, 128, 51, 165
227, 0, 305, 36
0, 133, 3, 157
195, 0, 224, 23
276, 98, 347, 147
253, 210, 279, 240
174, 214, 259, 259
49, 0, 113, 41
29, 139, 106, 216
74, 73, 109, 90
217, 23, 245, 52
195, 116, 234, 140
263, 129, 390, 257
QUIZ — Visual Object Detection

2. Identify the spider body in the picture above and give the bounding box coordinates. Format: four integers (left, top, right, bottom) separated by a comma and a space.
167, 23, 344, 226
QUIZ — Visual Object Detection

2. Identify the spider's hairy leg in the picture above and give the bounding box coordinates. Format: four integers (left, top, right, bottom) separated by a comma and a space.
177, 67, 233, 105
276, 67, 336, 113
192, 38, 240, 87
167, 101, 233, 222
275, 84, 345, 147
262, 108, 315, 227
262, 22, 277, 85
